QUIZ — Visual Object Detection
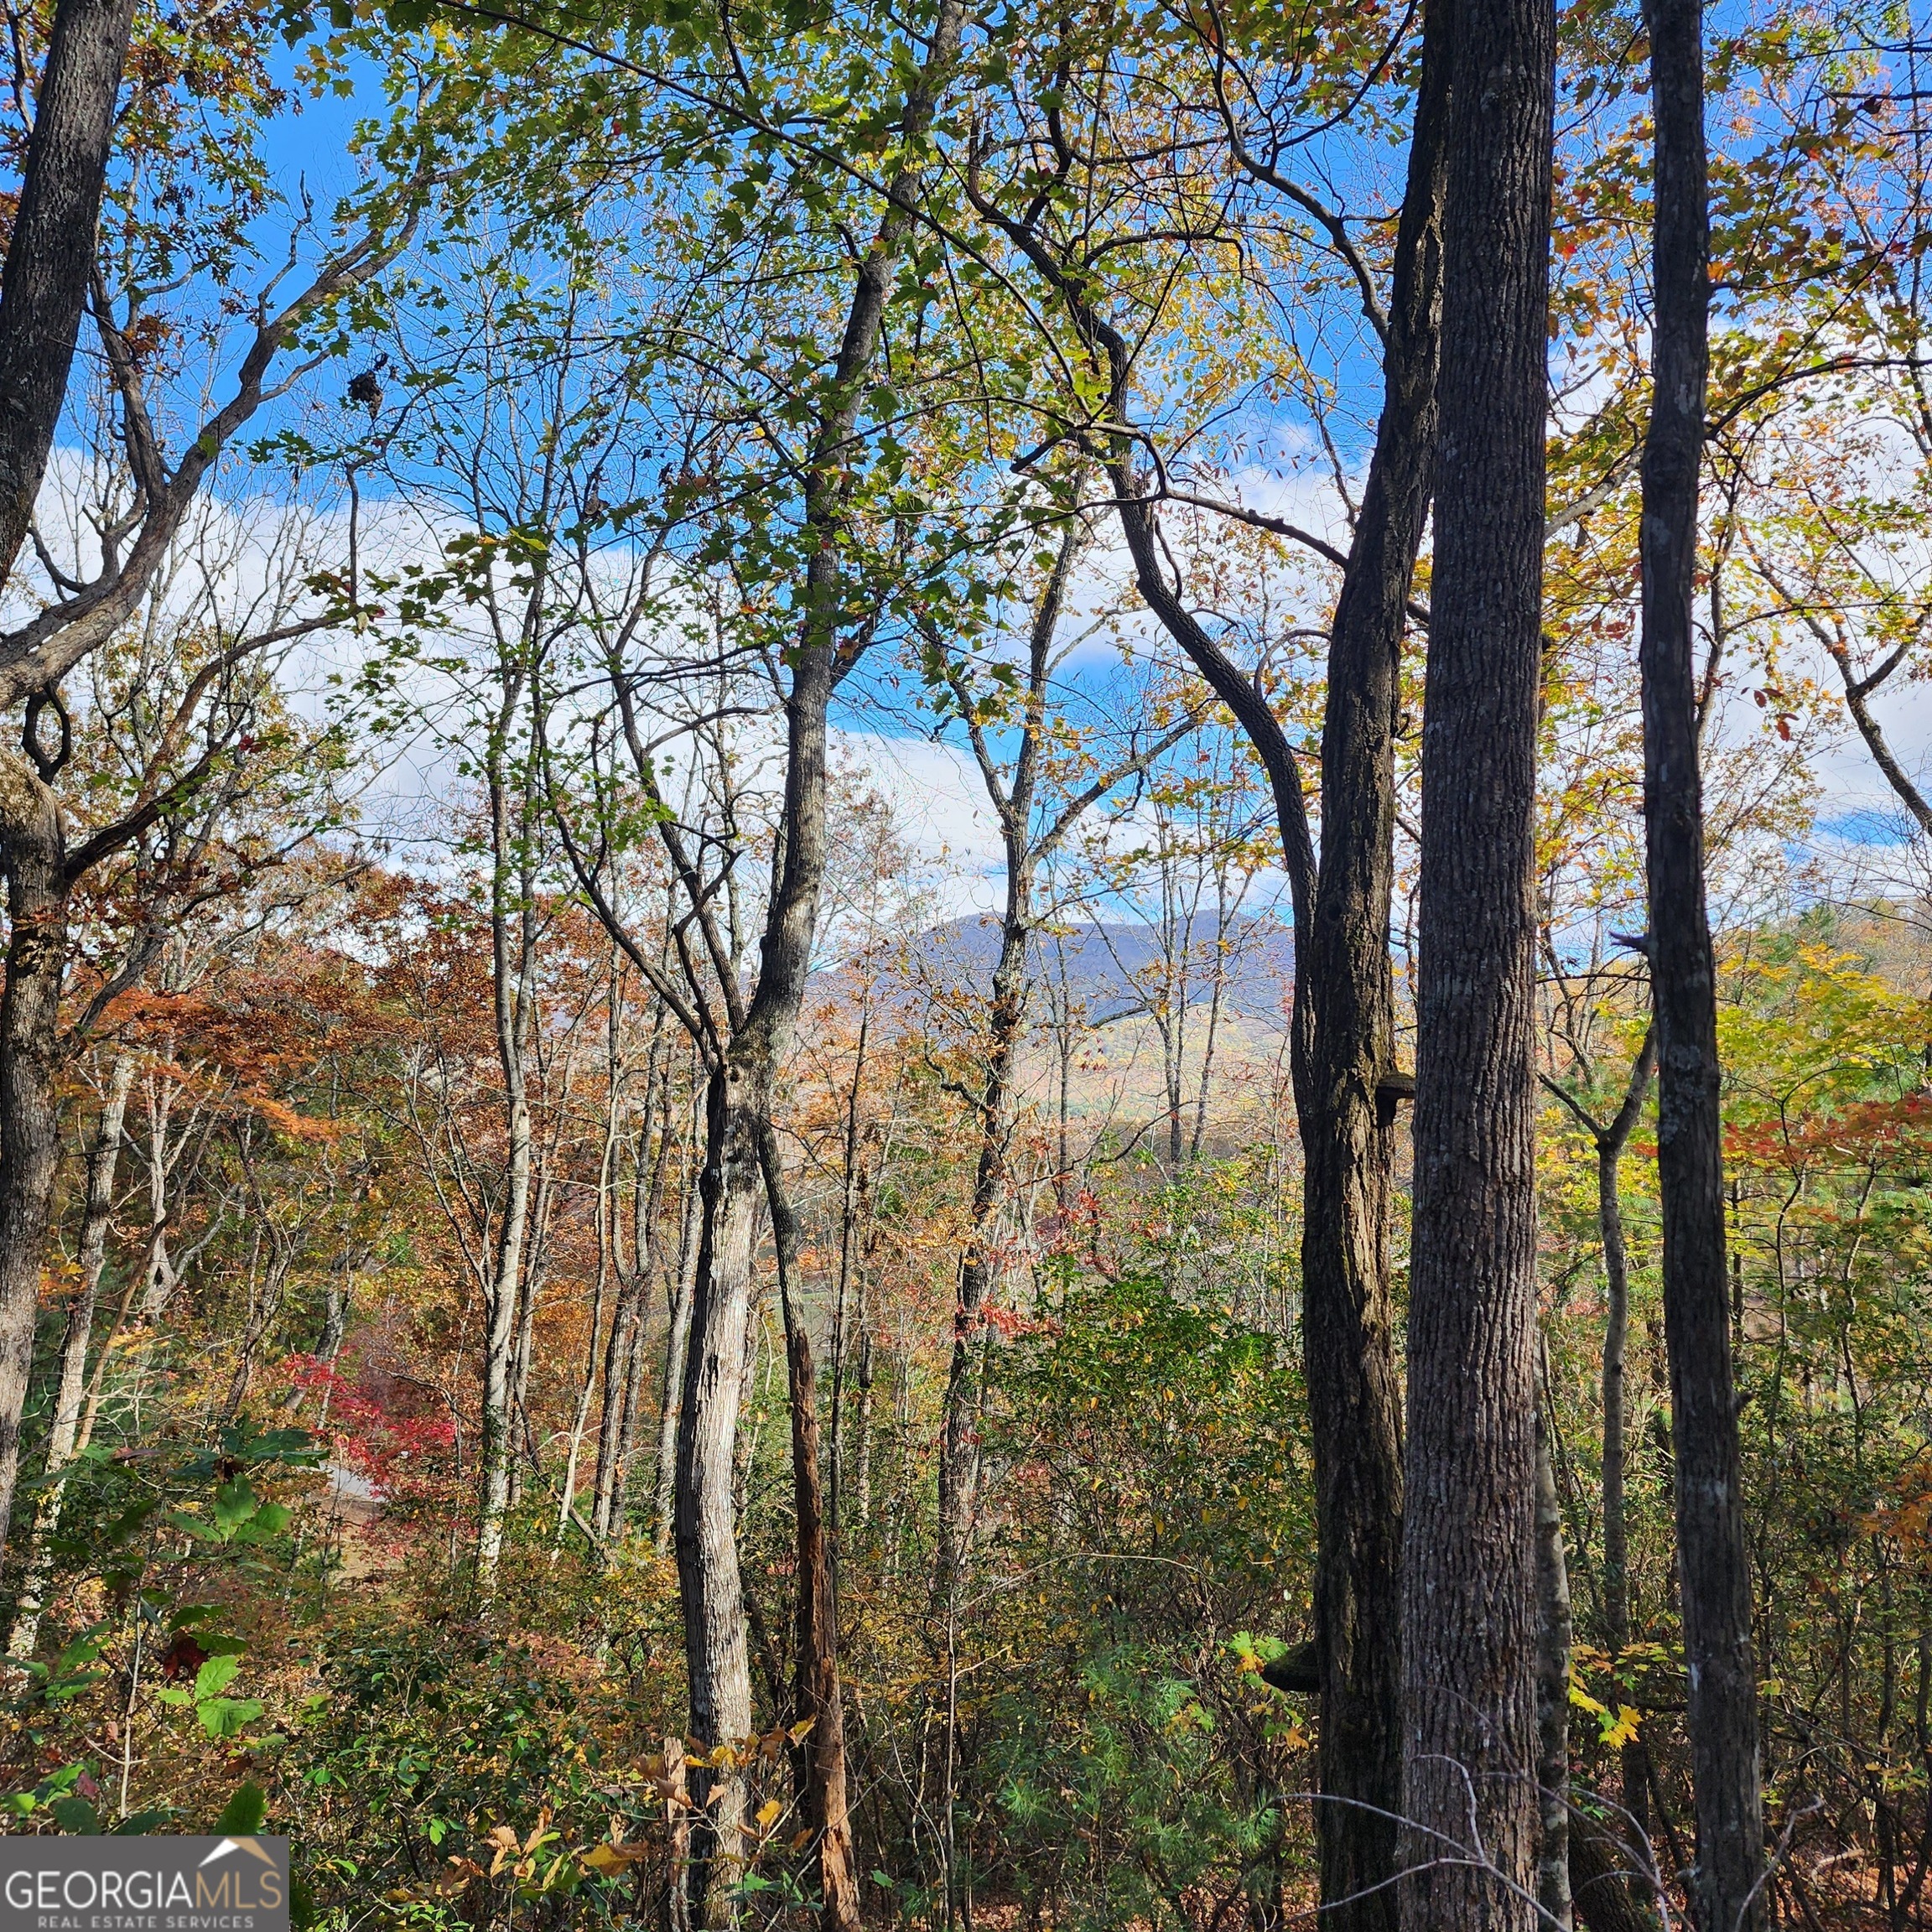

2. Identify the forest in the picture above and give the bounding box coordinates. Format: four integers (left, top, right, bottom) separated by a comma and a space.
0, 0, 1929, 1925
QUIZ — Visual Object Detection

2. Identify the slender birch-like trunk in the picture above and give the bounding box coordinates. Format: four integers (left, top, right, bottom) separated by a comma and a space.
7, 1050, 134, 1657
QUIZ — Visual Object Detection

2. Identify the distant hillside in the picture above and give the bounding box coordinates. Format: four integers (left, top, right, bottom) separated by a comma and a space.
829, 914, 1295, 1026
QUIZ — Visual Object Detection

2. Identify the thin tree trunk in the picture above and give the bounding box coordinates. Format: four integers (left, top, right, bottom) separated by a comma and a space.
506, 1177, 548, 1508
935, 505, 1185, 1598
652, 1124, 700, 1552
827, 1007, 869, 1530
1638, 1, 1766, 1923
478, 754, 536, 1592
1399, 2, 1553, 1927
1546, 1031, 1659, 1891
74, 1215, 165, 1458
1535, 1389, 1574, 1932
937, 871, 1031, 1593
594, 1106, 648, 1538
6, 1047, 133, 1655
1597, 1036, 1657, 1861
318, 1263, 350, 1362
559, 1109, 617, 1540
221, 1216, 294, 1422
853, 1316, 875, 1530
612, 1069, 675, 1537
0, 755, 67, 1563
0, 0, 138, 594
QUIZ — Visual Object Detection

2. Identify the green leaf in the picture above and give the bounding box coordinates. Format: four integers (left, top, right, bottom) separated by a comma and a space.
211, 1478, 261, 1535
216, 1782, 267, 1836
194, 1654, 242, 1701
198, 1697, 264, 1740
49, 1795, 99, 1834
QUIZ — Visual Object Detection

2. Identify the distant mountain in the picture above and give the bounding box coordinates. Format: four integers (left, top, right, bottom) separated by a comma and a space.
847, 914, 1295, 1026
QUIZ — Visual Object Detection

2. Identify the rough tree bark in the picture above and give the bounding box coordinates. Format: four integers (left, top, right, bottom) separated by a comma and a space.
1289, 3, 1451, 1917
1637, 0, 1767, 1924
0, 0, 137, 594
972, 16, 1456, 1908
0, 755, 66, 1561
1398, 0, 1553, 1926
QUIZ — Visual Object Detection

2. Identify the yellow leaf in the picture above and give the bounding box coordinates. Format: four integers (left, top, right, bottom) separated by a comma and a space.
756, 1799, 782, 1830
580, 1844, 642, 1875
1600, 1705, 1643, 1750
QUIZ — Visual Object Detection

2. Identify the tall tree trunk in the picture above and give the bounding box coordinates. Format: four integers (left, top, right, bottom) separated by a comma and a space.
671, 9, 963, 1918
677, 1062, 764, 1927
994, 15, 1452, 1914
760, 1126, 861, 1932
937, 867, 1031, 1594
6, 1046, 132, 1654
935, 503, 1179, 1597
595, 1268, 642, 1536
827, 1009, 867, 1530
1535, 1390, 1574, 1932
0, 755, 66, 1563
478, 761, 536, 1592
1399, 1, 1553, 1926
0, 0, 137, 593
1291, 2, 1451, 1919
1638, 1, 1766, 1923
